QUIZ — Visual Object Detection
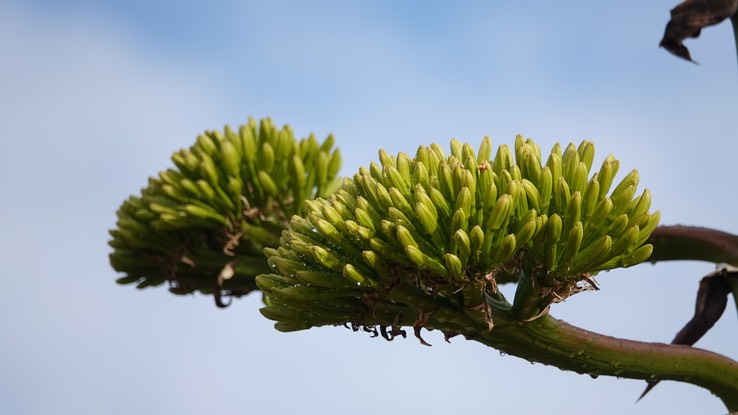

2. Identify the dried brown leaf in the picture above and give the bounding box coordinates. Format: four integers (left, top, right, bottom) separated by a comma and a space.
660, 0, 738, 62
638, 266, 735, 401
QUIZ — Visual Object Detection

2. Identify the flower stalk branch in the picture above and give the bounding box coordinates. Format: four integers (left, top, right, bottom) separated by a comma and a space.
471, 312, 738, 411
649, 225, 738, 265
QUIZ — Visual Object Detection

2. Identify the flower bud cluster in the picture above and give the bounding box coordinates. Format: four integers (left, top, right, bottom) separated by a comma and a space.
259, 137, 659, 328
109, 117, 341, 299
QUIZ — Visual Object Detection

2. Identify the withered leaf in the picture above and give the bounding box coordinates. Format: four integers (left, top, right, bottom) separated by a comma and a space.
660, 0, 738, 62
638, 266, 736, 401
413, 310, 435, 347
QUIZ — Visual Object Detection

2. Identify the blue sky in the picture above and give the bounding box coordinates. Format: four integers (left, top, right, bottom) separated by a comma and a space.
1, 1, 737, 414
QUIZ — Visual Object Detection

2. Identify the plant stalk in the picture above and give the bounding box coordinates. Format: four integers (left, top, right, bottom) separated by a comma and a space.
465, 310, 738, 411
648, 225, 738, 265
365, 284, 738, 411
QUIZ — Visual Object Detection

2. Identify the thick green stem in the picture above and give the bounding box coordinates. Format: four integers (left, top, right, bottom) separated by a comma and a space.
352, 289, 738, 411
468, 225, 738, 410
465, 310, 738, 411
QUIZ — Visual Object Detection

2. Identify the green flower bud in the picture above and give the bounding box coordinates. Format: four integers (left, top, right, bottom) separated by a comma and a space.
289, 154, 307, 194
314, 218, 343, 246
451, 208, 469, 234
439, 163, 455, 199
570, 235, 612, 275
493, 144, 514, 174
199, 155, 220, 188
396, 152, 412, 182
415, 146, 431, 170
463, 143, 479, 163
196, 133, 218, 156
416, 201, 439, 235
454, 229, 472, 265
179, 178, 200, 197
493, 233, 517, 264
521, 179, 542, 213
546, 152, 563, 189
345, 220, 374, 241
559, 221, 584, 269
321, 203, 347, 233
310, 245, 343, 271
362, 250, 390, 278
258, 170, 279, 198
554, 176, 571, 214
240, 125, 258, 163
429, 186, 452, 219
514, 218, 538, 250
354, 208, 377, 232
597, 155, 619, 200
384, 164, 410, 196
396, 225, 420, 250
544, 214, 563, 271
588, 197, 614, 230
562, 143, 580, 182
414, 161, 430, 191
455, 187, 473, 218
450, 138, 463, 159
183, 204, 227, 226
627, 189, 652, 226
219, 139, 242, 177
581, 177, 600, 220
406, 245, 448, 278
343, 263, 367, 284
538, 166, 553, 213
635, 211, 661, 247
611, 169, 639, 201
619, 244, 654, 268
477, 136, 492, 163
611, 185, 637, 217
445, 253, 465, 280
469, 225, 485, 264
316, 152, 330, 188
609, 225, 640, 259
577, 140, 595, 172
486, 194, 513, 232
259, 142, 275, 173
389, 187, 414, 219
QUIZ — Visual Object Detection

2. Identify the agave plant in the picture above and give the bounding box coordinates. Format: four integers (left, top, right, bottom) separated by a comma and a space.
109, 118, 738, 411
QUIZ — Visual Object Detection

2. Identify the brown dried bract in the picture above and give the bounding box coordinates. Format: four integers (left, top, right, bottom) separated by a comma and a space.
638, 266, 736, 401
660, 0, 738, 62
413, 310, 435, 346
